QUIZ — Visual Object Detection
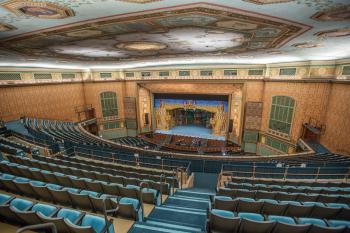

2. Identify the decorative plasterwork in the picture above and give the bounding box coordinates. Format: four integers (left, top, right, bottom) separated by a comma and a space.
315, 28, 350, 38
243, 0, 294, 5
1, 0, 75, 19
0, 23, 16, 32
0, 4, 310, 62
118, 0, 162, 3
116, 41, 167, 51
292, 42, 322, 48
311, 6, 350, 21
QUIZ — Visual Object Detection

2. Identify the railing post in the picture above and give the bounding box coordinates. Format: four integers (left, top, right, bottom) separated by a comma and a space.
252, 164, 256, 179
283, 167, 288, 180
159, 174, 164, 204
172, 169, 175, 195
180, 168, 183, 190
315, 167, 320, 182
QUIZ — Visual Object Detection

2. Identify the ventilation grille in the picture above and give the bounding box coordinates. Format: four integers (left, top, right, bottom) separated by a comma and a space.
100, 72, 112, 78
61, 73, 76, 79
125, 72, 134, 78
179, 70, 190, 76
342, 66, 350, 75
279, 68, 296, 76
248, 69, 264, 76
224, 69, 237, 76
34, 73, 52, 79
141, 72, 151, 77
159, 71, 169, 77
0, 72, 21, 80
200, 70, 213, 76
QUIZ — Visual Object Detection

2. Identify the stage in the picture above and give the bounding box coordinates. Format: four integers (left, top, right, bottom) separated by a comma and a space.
155, 125, 225, 141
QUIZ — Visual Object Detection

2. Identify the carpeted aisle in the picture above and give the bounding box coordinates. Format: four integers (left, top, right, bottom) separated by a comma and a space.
129, 189, 212, 233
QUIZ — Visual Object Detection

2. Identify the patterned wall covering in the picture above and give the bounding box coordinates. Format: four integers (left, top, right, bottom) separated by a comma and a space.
123, 97, 137, 120
244, 102, 263, 130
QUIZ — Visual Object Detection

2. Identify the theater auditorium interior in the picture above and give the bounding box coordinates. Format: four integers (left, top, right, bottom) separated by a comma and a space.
0, 0, 350, 233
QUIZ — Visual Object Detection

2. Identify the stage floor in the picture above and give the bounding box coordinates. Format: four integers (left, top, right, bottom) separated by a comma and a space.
155, 125, 225, 141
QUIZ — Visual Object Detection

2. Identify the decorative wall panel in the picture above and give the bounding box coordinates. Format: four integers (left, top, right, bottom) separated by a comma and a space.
244, 102, 263, 130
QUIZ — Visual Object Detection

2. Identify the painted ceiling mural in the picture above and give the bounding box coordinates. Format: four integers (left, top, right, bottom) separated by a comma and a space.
0, 0, 349, 68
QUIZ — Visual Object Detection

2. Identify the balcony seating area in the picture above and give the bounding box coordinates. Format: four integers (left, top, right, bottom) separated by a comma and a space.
0, 193, 114, 233
115, 136, 155, 149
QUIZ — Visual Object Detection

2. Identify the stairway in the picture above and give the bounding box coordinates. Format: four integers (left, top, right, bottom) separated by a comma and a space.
129, 189, 211, 233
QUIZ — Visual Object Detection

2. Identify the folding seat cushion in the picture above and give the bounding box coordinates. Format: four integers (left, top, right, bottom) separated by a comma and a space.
67, 213, 114, 233
238, 212, 264, 221
80, 190, 100, 198
236, 189, 256, 199
328, 220, 350, 228
297, 217, 327, 227
284, 202, 314, 218
0, 193, 13, 205
310, 205, 341, 219
0, 174, 18, 193
50, 188, 73, 206
47, 183, 63, 191
213, 196, 237, 211
238, 218, 275, 233
101, 183, 122, 196
0, 198, 34, 223
237, 198, 263, 214
327, 203, 349, 208
40, 208, 83, 233
268, 215, 295, 224
14, 178, 36, 197
141, 188, 158, 204
209, 209, 240, 233
16, 203, 57, 225
255, 190, 276, 200
69, 191, 94, 211
261, 200, 288, 216
86, 180, 106, 193
118, 197, 140, 220
272, 222, 310, 233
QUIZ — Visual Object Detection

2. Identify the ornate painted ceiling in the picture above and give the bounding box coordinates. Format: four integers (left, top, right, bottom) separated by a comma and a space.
0, 0, 349, 69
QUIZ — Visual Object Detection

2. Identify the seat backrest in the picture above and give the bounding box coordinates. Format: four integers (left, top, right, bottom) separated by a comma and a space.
10, 198, 33, 211
32, 203, 57, 217
57, 208, 82, 223
81, 214, 113, 233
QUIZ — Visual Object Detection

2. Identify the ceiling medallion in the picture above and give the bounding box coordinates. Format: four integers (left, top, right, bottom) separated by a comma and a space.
292, 42, 321, 48
243, 0, 294, 4
315, 28, 350, 38
116, 41, 167, 51
311, 6, 350, 21
118, 0, 161, 3
1, 0, 75, 19
0, 23, 16, 32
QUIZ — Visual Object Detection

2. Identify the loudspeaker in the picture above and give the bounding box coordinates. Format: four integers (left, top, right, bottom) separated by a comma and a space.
144, 113, 149, 125
228, 119, 233, 132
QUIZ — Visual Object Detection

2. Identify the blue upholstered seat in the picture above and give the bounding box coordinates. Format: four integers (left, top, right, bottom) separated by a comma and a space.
303, 202, 324, 206
119, 197, 139, 210
1, 174, 15, 179
142, 188, 157, 196
81, 214, 114, 233
30, 180, 46, 186
327, 203, 349, 208
211, 209, 235, 218
56, 208, 81, 224
14, 177, 30, 183
10, 198, 33, 211
0, 194, 12, 205
268, 215, 295, 224
214, 196, 232, 201
298, 217, 326, 226
47, 183, 62, 190
237, 197, 255, 202
80, 190, 99, 197
328, 220, 350, 228
280, 201, 300, 205
126, 185, 141, 191
259, 199, 278, 204
62, 187, 79, 193
32, 203, 57, 217
238, 212, 264, 221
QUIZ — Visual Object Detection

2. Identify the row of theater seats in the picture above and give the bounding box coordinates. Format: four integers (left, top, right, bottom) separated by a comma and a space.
225, 182, 350, 195
0, 193, 114, 233
50, 154, 176, 183
0, 172, 140, 220
0, 143, 25, 157
228, 177, 350, 188
217, 187, 350, 204
208, 208, 350, 233
35, 154, 176, 189
211, 196, 349, 220
0, 135, 38, 155
7, 154, 169, 196
1, 158, 159, 206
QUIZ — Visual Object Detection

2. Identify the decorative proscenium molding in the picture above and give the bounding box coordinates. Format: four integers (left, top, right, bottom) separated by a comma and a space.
1, 0, 75, 19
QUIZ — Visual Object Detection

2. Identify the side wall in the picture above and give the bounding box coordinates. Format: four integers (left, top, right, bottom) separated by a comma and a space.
0, 83, 85, 122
